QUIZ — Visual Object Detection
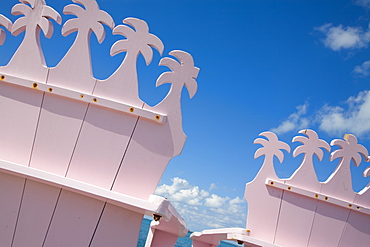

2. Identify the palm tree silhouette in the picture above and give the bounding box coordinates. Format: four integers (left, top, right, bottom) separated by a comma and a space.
328, 134, 368, 193
156, 50, 199, 101
0, 15, 12, 45
254, 131, 291, 176
290, 129, 330, 184
94, 17, 164, 105
364, 167, 370, 178
52, 0, 114, 92
5, 0, 61, 75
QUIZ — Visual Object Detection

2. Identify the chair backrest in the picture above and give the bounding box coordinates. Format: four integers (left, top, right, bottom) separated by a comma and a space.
0, 0, 198, 246
246, 130, 370, 247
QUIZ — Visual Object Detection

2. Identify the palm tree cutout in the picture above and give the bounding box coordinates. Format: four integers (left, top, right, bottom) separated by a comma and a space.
291, 129, 330, 183
94, 17, 164, 105
0, 15, 12, 45
6, 0, 61, 70
328, 134, 368, 192
156, 50, 199, 101
254, 131, 290, 177
52, 0, 114, 92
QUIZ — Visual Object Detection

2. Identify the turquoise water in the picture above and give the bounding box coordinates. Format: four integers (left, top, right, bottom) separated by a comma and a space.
137, 218, 238, 247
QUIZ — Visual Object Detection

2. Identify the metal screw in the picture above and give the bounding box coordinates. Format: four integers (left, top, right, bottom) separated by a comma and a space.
153, 214, 162, 221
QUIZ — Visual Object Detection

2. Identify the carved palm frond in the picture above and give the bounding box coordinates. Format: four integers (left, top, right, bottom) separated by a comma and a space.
364, 167, 370, 177
331, 134, 368, 167
157, 50, 199, 98
110, 17, 164, 65
293, 129, 330, 161
254, 131, 290, 163
0, 15, 12, 45
11, 0, 61, 38
62, 0, 114, 43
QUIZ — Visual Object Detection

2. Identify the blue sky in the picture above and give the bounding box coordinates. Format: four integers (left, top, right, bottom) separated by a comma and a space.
1, 0, 370, 232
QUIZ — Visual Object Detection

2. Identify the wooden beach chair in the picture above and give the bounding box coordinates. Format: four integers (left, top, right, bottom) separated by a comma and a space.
191, 130, 370, 247
0, 0, 198, 246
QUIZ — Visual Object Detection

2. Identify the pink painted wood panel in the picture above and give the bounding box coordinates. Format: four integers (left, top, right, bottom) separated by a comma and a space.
65, 104, 138, 189
29, 94, 89, 175
0, 173, 24, 247
245, 132, 290, 244
12, 180, 60, 247
0, 82, 43, 166
148, 229, 180, 247
338, 187, 370, 246
43, 189, 104, 246
307, 134, 367, 246
274, 130, 329, 247
89, 203, 143, 247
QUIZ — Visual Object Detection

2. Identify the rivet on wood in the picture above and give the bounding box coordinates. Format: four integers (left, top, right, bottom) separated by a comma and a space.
153, 214, 161, 221
130, 107, 134, 112
32, 83, 38, 88
357, 206, 361, 210
270, 181, 274, 185
315, 194, 319, 198
155, 115, 160, 120
0, 75, 5, 80
80, 94, 84, 98
288, 186, 291, 190
349, 204, 352, 208
93, 98, 98, 102
48, 88, 53, 92
325, 197, 328, 200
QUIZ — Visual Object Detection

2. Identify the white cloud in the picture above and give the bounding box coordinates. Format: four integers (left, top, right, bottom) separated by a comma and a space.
270, 103, 309, 134
204, 194, 229, 208
155, 177, 247, 231
209, 183, 217, 190
317, 90, 370, 138
354, 60, 370, 76
155, 177, 209, 206
316, 23, 370, 51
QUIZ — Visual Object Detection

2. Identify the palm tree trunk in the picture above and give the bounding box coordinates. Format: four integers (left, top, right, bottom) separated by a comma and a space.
94, 51, 143, 107
323, 157, 353, 197
49, 29, 95, 93
2, 27, 48, 82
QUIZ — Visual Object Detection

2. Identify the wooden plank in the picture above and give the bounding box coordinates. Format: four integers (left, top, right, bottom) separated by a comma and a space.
43, 189, 104, 246
338, 187, 370, 246
274, 130, 328, 247
65, 104, 138, 189
0, 81, 43, 166
90, 203, 143, 247
0, 172, 24, 247
12, 180, 60, 247
245, 132, 290, 244
29, 93, 89, 175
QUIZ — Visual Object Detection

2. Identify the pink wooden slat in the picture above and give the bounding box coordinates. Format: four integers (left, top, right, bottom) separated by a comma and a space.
338, 187, 370, 246
274, 129, 328, 247
111, 84, 187, 200
65, 104, 138, 189
147, 229, 179, 247
89, 203, 143, 247
43, 189, 104, 246
245, 132, 289, 244
29, 94, 89, 175
244, 166, 283, 244
0, 81, 44, 166
0, 172, 24, 247
12, 180, 60, 247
